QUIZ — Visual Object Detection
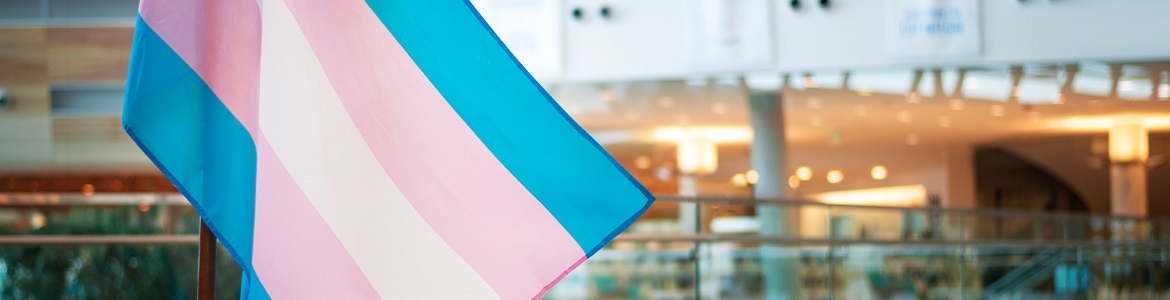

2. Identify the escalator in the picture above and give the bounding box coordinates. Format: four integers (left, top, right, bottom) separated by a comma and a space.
981, 247, 1067, 298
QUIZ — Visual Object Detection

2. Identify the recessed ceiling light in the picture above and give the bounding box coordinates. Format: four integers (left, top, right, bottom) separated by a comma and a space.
731, 174, 747, 187
796, 166, 813, 181
806, 97, 822, 109
949, 99, 964, 110
746, 170, 759, 184
938, 116, 952, 128
898, 111, 912, 123
788, 175, 801, 189
827, 170, 843, 184
871, 166, 888, 180
634, 156, 652, 170
990, 105, 1005, 117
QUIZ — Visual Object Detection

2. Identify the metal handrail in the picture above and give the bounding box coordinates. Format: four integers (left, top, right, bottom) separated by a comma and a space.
657, 196, 1170, 222
0, 233, 1164, 248
3, 193, 1163, 222
0, 192, 189, 206
0, 234, 198, 245
611, 234, 1170, 248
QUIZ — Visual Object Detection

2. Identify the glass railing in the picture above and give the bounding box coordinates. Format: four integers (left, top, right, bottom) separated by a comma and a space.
542, 197, 1170, 299
0, 193, 239, 299
0, 244, 241, 299
3, 194, 1169, 299
544, 241, 1170, 299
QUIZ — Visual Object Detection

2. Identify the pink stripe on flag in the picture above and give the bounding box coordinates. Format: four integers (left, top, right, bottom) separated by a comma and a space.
140, 1, 380, 295
138, 0, 261, 130
252, 136, 381, 299
282, 0, 585, 299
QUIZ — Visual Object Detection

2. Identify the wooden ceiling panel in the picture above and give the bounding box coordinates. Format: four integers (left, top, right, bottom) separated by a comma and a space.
46, 27, 133, 82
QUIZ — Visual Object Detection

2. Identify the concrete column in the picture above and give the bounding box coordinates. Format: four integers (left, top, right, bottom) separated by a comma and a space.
749, 91, 788, 233
748, 89, 797, 299
1108, 122, 1149, 216
679, 174, 698, 233
1110, 164, 1147, 216
944, 145, 977, 209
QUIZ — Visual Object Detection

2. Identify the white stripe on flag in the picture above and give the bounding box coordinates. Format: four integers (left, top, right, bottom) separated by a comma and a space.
256, 0, 500, 298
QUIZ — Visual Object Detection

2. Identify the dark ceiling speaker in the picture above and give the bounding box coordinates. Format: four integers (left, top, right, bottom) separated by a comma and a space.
571, 7, 584, 20
819, 0, 830, 9
599, 5, 612, 19
790, 0, 800, 11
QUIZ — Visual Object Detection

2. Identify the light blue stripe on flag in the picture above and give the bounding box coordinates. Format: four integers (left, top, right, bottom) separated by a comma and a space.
123, 17, 269, 299
363, 0, 653, 255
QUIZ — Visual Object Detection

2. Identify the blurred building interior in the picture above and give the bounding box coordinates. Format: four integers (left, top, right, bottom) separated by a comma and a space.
3, 0, 1170, 299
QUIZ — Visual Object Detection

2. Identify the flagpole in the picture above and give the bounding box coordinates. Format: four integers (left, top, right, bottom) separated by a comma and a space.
198, 220, 217, 300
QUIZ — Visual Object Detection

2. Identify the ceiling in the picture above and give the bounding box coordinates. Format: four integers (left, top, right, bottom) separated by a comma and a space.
556, 64, 1170, 151
552, 63, 1170, 196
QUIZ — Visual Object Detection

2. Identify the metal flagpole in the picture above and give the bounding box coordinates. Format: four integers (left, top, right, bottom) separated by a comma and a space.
198, 220, 217, 300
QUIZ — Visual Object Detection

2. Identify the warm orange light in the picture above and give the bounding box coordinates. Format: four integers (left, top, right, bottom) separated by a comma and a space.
811, 185, 926, 206
1054, 115, 1170, 130
990, 105, 1005, 117
731, 174, 747, 188
871, 166, 888, 180
949, 98, 964, 110
653, 126, 752, 143
827, 170, 843, 184
29, 211, 46, 229
795, 167, 812, 181
1110, 121, 1148, 163
745, 170, 759, 184
677, 137, 717, 175
634, 156, 652, 170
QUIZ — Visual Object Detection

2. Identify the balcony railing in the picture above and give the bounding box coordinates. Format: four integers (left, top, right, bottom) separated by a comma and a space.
2, 193, 1168, 299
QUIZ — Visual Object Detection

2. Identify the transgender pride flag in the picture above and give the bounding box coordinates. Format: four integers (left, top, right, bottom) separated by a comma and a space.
122, 0, 653, 298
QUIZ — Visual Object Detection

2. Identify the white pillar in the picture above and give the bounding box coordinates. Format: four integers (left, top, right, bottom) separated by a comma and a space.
748, 89, 797, 299
679, 174, 698, 233
676, 134, 716, 233
1110, 164, 1147, 216
1108, 121, 1148, 216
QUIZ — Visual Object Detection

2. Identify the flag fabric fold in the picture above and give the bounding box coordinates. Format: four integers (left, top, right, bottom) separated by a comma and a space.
123, 0, 653, 299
